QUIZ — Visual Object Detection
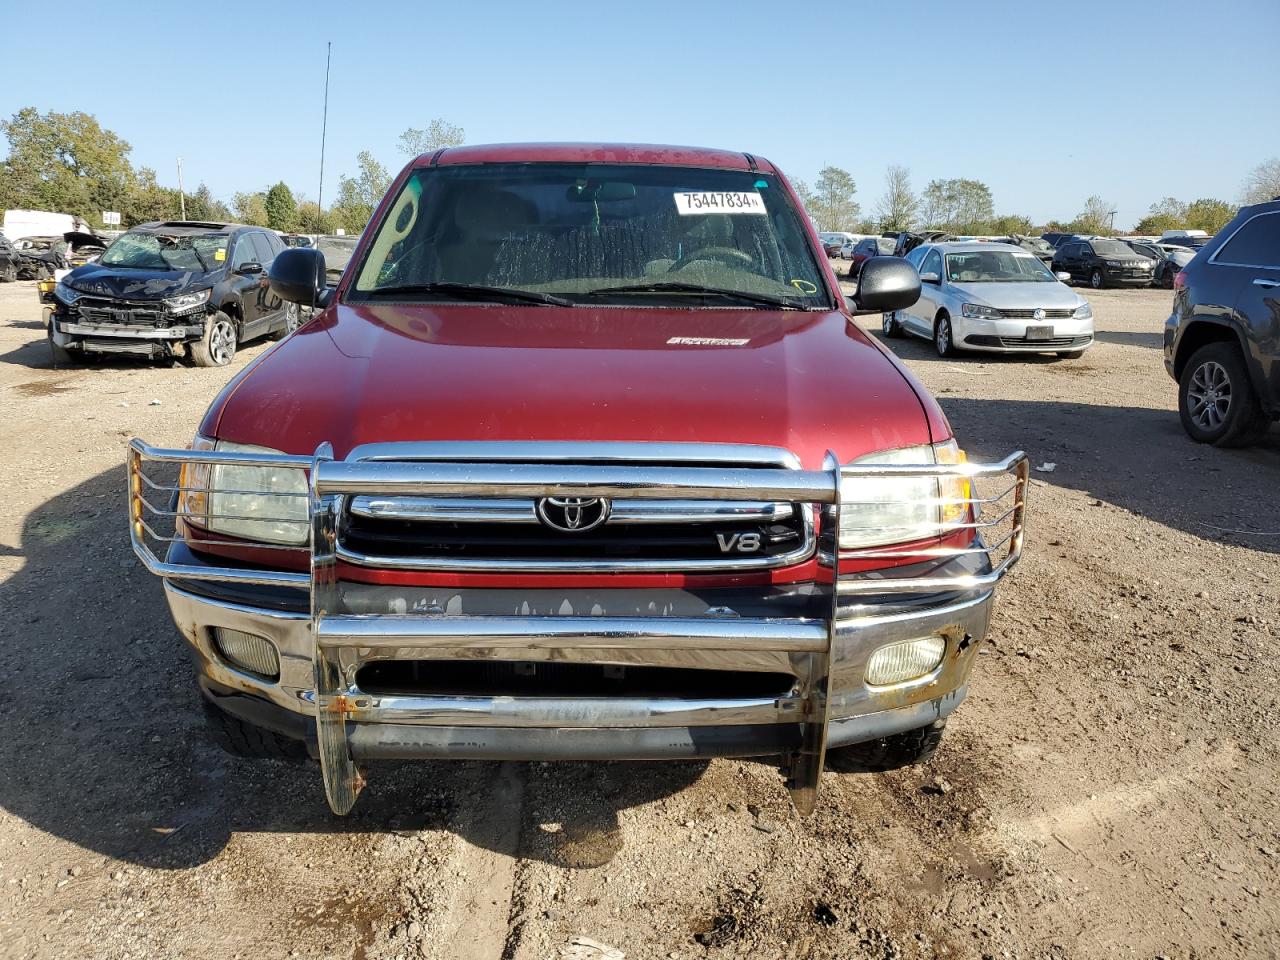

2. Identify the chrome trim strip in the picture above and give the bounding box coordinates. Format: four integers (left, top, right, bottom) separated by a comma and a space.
316, 461, 836, 502
346, 440, 802, 469
1207, 210, 1279, 270
316, 614, 829, 653
347, 495, 795, 524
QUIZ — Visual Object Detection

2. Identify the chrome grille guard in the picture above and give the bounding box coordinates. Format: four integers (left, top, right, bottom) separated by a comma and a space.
127, 439, 1028, 815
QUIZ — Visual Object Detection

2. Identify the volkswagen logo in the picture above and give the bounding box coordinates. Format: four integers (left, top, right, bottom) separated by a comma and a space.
1032, 308, 1046, 320
536, 496, 611, 533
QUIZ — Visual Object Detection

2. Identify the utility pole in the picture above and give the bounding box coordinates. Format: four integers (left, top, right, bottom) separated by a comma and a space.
318, 42, 332, 213
176, 157, 187, 220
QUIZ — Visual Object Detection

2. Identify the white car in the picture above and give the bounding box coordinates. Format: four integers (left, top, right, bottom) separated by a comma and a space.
884, 242, 1094, 358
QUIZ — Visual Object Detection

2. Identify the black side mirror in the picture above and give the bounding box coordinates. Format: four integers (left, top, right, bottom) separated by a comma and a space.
236, 261, 263, 275
849, 257, 921, 315
269, 247, 332, 308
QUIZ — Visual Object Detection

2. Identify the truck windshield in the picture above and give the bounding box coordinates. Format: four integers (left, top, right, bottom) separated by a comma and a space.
99, 232, 228, 272
349, 164, 830, 308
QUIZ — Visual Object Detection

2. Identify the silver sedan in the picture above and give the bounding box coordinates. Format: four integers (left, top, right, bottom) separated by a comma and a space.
883, 242, 1095, 358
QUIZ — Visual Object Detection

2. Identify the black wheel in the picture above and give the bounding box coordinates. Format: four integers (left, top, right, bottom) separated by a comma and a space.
1178, 342, 1269, 447
189, 311, 238, 367
202, 701, 307, 761
934, 313, 956, 358
46, 320, 77, 368
882, 310, 903, 338
271, 302, 300, 340
1089, 268, 1105, 290
827, 720, 947, 772
1056, 349, 1086, 359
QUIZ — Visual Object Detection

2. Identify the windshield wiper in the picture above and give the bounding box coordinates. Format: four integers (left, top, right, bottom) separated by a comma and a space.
584, 281, 811, 310
364, 282, 572, 307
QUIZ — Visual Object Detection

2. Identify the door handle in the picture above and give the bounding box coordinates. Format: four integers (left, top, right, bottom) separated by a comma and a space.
1253, 278, 1280, 289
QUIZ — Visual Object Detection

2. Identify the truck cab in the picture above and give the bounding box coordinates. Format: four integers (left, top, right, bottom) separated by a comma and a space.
127, 143, 1028, 815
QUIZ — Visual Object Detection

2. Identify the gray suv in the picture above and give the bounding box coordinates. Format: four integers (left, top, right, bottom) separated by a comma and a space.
1164, 199, 1280, 446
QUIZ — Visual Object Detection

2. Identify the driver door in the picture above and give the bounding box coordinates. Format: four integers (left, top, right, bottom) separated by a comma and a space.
904, 247, 942, 336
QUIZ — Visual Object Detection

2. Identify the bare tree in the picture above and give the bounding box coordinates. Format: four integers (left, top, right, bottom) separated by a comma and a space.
398, 119, 465, 157
1241, 157, 1280, 205
875, 165, 918, 232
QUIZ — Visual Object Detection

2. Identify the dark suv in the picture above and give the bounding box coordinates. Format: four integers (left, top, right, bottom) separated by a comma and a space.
1052, 237, 1155, 289
1165, 199, 1279, 446
47, 221, 299, 367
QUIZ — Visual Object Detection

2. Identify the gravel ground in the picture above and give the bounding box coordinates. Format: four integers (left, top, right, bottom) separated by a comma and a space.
0, 276, 1277, 960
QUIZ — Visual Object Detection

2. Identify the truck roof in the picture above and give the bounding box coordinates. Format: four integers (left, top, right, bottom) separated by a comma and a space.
415, 142, 777, 173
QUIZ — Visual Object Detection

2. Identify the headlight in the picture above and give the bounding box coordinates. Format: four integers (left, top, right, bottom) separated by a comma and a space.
839, 440, 969, 549
164, 289, 212, 315
1073, 302, 1092, 319
53, 281, 83, 305
960, 302, 1002, 320
180, 436, 309, 545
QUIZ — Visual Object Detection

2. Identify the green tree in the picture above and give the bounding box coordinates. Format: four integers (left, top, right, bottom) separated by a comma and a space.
1183, 198, 1235, 234
875, 165, 918, 232
264, 181, 299, 231
398, 118, 465, 156
987, 214, 1035, 235
790, 178, 817, 213
330, 151, 391, 232
296, 201, 334, 234
809, 166, 859, 232
0, 107, 134, 219
1134, 212, 1183, 235
232, 191, 268, 226
123, 167, 180, 225
187, 184, 233, 222
1241, 157, 1280, 205
1066, 195, 1116, 235
920, 178, 993, 233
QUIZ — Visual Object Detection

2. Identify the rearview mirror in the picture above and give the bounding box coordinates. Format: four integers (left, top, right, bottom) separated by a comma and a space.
269, 247, 332, 308
1055, 271, 1071, 282
850, 257, 921, 315
236, 261, 263, 275
918, 271, 941, 285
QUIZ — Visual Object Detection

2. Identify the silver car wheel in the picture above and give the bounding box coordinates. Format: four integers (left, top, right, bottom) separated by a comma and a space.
209, 318, 236, 365
935, 317, 952, 356
1187, 360, 1231, 430
284, 302, 300, 334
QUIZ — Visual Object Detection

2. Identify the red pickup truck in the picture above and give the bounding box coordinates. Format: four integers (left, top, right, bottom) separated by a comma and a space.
128, 143, 1027, 815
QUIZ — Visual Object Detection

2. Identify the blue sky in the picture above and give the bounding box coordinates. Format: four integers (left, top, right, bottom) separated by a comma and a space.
2, 0, 1277, 229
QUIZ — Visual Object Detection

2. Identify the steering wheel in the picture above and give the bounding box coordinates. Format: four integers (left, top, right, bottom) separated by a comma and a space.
667, 246, 753, 272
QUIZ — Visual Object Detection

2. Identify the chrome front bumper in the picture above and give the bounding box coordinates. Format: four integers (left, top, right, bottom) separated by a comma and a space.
130, 440, 1027, 815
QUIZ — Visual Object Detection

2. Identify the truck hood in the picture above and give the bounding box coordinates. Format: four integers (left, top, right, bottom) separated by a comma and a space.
207, 303, 942, 469
64, 262, 214, 300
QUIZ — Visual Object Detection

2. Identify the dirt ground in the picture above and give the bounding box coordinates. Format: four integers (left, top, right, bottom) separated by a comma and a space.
0, 275, 1277, 960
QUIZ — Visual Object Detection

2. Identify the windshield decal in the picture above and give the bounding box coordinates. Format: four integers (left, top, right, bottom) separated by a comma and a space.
674, 191, 767, 215
666, 336, 750, 346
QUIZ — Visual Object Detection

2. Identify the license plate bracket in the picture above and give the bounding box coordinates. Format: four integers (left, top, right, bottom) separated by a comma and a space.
1025, 325, 1054, 340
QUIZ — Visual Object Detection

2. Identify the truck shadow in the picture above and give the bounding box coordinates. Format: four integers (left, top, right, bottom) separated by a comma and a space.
0, 467, 704, 869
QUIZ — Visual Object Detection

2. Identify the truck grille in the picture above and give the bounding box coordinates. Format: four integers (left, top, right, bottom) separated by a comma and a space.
335, 444, 816, 573
77, 298, 166, 327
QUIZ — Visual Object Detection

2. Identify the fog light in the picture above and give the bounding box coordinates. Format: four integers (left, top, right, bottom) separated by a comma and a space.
866, 636, 946, 686
213, 628, 280, 680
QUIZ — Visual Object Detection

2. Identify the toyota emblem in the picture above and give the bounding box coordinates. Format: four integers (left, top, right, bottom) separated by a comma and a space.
536, 496, 611, 533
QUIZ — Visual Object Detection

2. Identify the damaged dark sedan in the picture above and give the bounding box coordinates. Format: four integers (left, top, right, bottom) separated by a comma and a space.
47, 221, 300, 367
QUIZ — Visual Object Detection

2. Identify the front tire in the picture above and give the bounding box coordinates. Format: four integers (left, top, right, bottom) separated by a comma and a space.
1089, 268, 1106, 290
189, 311, 238, 367
202, 701, 307, 761
882, 311, 903, 338
827, 720, 947, 772
1056, 349, 1085, 359
1178, 342, 1269, 447
934, 314, 956, 358
271, 302, 300, 340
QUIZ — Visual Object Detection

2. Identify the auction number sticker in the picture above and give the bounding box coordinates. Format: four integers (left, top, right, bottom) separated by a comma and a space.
674, 191, 767, 215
